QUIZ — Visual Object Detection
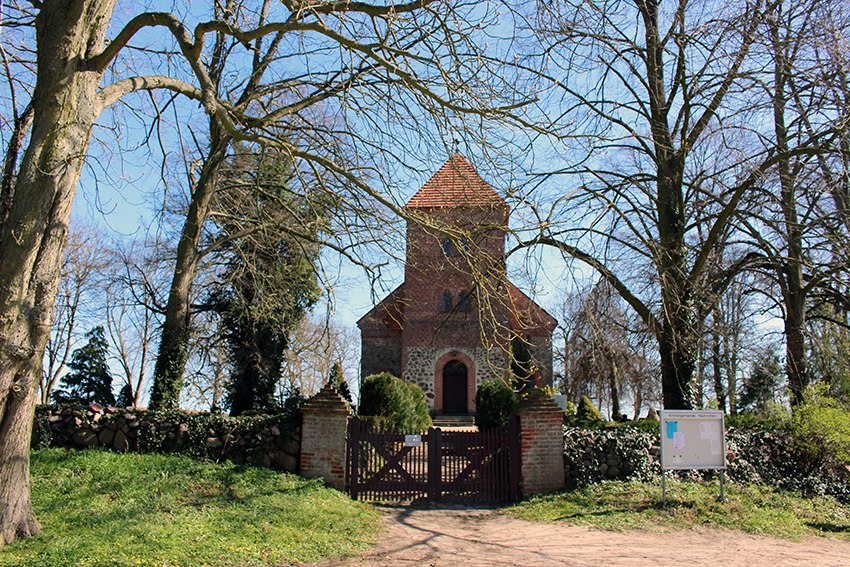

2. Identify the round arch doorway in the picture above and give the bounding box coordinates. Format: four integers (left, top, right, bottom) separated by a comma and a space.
442, 360, 468, 414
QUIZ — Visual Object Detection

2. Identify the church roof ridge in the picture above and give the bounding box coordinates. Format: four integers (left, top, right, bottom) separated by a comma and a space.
405, 154, 507, 209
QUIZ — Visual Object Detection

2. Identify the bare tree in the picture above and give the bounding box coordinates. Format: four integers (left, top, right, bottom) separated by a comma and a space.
42, 226, 105, 403
102, 240, 163, 408
736, 0, 850, 405
280, 315, 359, 401
0, 0, 528, 543
514, 0, 834, 409
560, 281, 656, 419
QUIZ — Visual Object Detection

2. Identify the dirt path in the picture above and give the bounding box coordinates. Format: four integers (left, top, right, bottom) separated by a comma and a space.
306, 506, 850, 567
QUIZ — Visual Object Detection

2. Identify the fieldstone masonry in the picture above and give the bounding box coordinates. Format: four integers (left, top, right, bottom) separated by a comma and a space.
32, 403, 302, 471
404, 346, 506, 403
300, 385, 351, 490
517, 389, 566, 495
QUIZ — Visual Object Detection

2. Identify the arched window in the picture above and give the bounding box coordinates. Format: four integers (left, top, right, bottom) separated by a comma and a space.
457, 290, 471, 312
441, 238, 453, 257
440, 290, 453, 312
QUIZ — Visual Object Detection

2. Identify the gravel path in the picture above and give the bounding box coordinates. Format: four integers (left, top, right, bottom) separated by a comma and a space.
305, 506, 850, 567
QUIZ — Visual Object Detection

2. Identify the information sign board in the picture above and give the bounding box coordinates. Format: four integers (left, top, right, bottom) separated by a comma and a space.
659, 410, 726, 470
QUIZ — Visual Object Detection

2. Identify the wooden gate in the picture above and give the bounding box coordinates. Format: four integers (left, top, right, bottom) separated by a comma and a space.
346, 416, 521, 502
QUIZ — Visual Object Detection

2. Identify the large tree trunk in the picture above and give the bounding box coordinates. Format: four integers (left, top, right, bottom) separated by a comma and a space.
656, 156, 699, 410
770, 13, 808, 407
784, 293, 808, 406
0, 0, 115, 545
149, 133, 229, 410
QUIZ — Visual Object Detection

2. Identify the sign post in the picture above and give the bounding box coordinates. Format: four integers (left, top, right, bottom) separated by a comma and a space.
659, 410, 726, 506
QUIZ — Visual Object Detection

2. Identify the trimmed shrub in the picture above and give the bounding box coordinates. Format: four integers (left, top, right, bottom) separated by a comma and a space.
574, 396, 603, 424
475, 379, 519, 429
358, 372, 431, 433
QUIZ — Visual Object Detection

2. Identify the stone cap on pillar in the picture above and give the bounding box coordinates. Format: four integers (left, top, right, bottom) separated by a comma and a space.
301, 385, 352, 415
517, 389, 564, 415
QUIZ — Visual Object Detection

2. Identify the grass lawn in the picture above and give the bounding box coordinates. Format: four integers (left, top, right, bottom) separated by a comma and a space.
505, 479, 850, 541
0, 448, 380, 567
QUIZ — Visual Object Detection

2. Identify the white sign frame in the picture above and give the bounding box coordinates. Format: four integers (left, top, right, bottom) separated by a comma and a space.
659, 410, 726, 470
403, 434, 422, 447
659, 409, 727, 505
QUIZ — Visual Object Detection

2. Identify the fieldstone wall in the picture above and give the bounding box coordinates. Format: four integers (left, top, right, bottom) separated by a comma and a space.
360, 336, 402, 379
32, 403, 302, 472
404, 346, 506, 408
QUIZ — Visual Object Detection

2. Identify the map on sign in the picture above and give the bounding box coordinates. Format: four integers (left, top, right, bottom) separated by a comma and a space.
659, 410, 726, 470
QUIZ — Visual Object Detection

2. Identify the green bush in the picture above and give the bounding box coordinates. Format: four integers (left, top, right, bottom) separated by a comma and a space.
562, 417, 850, 503
475, 379, 519, 429
789, 384, 850, 465
574, 395, 603, 424
358, 372, 432, 433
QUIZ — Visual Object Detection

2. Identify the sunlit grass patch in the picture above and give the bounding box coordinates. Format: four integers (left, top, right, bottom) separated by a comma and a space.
0, 448, 380, 567
505, 479, 850, 541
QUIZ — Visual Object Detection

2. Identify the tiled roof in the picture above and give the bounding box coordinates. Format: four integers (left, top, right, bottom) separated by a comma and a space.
405, 154, 507, 209
507, 283, 558, 333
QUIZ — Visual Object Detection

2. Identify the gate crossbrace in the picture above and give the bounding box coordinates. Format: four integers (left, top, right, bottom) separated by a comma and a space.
365, 441, 419, 485
444, 441, 499, 489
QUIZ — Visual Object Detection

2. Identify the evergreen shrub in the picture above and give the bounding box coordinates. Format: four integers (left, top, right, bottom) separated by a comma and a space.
573, 396, 603, 424
475, 379, 518, 429
358, 372, 431, 433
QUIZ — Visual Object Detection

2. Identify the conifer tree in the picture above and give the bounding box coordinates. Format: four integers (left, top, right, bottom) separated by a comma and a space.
328, 361, 352, 404
738, 347, 784, 414
51, 326, 115, 406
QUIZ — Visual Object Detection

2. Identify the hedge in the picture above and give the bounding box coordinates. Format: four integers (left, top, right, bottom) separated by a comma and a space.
563, 422, 850, 502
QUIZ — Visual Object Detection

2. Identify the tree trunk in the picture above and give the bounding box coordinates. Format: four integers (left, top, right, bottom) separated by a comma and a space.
149, 134, 229, 410
724, 328, 738, 415
659, 327, 698, 410
770, 12, 808, 407
785, 291, 808, 406
0, 0, 116, 545
712, 326, 727, 412
608, 356, 621, 419
656, 155, 698, 410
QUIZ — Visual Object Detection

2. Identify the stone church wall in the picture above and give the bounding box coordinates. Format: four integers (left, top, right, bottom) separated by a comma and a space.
360, 336, 402, 379
403, 346, 508, 408
527, 335, 555, 386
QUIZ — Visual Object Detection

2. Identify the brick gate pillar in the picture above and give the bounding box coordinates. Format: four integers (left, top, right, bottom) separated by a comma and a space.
300, 385, 352, 490
517, 389, 565, 495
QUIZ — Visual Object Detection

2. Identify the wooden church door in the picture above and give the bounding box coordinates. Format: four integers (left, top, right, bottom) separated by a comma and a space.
442, 360, 468, 414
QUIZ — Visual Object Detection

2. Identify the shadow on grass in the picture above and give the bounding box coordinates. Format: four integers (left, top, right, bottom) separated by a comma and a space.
807, 522, 850, 533
553, 502, 663, 521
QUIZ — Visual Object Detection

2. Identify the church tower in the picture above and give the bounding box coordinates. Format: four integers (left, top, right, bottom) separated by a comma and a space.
358, 155, 556, 414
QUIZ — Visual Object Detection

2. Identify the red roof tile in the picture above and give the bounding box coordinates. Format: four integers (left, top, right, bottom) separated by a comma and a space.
507, 283, 558, 334
405, 154, 507, 209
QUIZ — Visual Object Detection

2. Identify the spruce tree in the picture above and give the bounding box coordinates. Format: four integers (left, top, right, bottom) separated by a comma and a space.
738, 347, 783, 413
52, 326, 116, 406
329, 361, 352, 404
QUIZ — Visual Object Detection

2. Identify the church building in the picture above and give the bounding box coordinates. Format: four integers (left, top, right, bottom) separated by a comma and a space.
357, 155, 556, 415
